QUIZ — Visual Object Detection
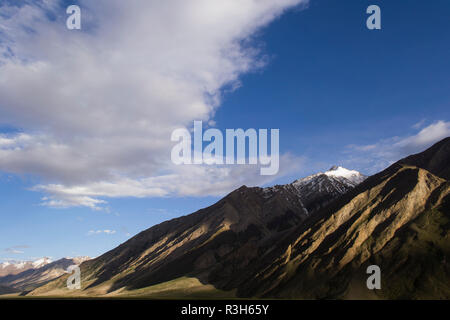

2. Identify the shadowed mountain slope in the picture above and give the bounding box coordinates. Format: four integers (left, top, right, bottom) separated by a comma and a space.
0, 285, 19, 295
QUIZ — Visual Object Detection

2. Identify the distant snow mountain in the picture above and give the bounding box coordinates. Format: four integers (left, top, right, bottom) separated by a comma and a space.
0, 258, 53, 277
0, 256, 91, 291
32, 257, 53, 269
0, 256, 90, 278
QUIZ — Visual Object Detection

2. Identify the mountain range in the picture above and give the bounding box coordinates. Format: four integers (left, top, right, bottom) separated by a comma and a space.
0, 258, 53, 277
3, 138, 450, 299
0, 257, 90, 294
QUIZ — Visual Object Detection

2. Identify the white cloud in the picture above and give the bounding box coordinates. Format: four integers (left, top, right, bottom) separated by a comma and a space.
412, 118, 427, 130
5, 249, 24, 254
0, 133, 33, 148
394, 120, 450, 152
87, 230, 116, 236
344, 121, 450, 174
4, 245, 30, 254
0, 0, 307, 208
34, 153, 304, 209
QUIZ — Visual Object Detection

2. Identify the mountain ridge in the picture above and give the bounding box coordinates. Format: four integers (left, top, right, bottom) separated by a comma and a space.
27, 166, 365, 297
236, 138, 450, 299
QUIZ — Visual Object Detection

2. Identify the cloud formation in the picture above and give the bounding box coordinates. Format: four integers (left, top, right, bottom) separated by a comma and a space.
4, 245, 30, 255
344, 121, 450, 174
87, 230, 116, 236
0, 0, 307, 208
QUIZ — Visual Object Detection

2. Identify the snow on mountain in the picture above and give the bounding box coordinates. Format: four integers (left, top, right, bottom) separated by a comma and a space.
264, 166, 367, 215
293, 166, 366, 190
0, 257, 53, 277
32, 257, 53, 268
324, 166, 366, 185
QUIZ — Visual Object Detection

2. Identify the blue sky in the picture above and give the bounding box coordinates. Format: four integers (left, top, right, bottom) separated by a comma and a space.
0, 0, 449, 261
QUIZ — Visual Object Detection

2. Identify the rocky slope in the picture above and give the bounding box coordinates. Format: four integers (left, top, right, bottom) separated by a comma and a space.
0, 285, 19, 295
238, 138, 450, 299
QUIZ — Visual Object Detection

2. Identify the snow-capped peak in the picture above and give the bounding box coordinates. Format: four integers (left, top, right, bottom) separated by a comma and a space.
324, 166, 366, 185
0, 257, 53, 271
32, 257, 52, 268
